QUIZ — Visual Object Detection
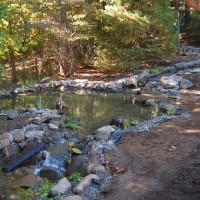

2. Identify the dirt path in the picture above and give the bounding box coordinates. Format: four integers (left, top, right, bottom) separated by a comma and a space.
98, 73, 200, 200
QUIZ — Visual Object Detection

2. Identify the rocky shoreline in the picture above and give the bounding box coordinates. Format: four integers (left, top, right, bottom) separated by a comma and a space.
0, 57, 200, 199
0, 58, 200, 99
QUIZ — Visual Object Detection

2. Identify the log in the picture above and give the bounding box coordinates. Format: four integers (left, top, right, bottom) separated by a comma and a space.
2, 143, 46, 172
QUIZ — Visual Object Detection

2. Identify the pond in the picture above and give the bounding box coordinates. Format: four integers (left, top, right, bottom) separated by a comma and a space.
0, 92, 161, 196
0, 93, 159, 137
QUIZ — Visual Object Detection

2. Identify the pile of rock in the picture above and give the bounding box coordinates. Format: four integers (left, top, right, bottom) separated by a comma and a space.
0, 108, 71, 157
181, 43, 200, 56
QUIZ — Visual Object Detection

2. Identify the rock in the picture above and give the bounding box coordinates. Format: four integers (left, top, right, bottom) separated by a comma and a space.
33, 115, 52, 125
73, 174, 100, 194
56, 98, 66, 110
65, 155, 87, 176
110, 116, 124, 128
4, 143, 21, 157
7, 111, 19, 120
88, 150, 101, 164
94, 125, 116, 141
61, 195, 83, 200
0, 90, 12, 99
179, 79, 193, 89
13, 130, 25, 143
44, 131, 64, 144
50, 177, 71, 196
25, 124, 45, 139
28, 107, 38, 113
50, 116, 66, 128
145, 99, 157, 106
160, 75, 181, 89
48, 123, 59, 130
87, 163, 106, 176
18, 141, 27, 149
14, 174, 37, 189
39, 167, 62, 181
3, 132, 13, 144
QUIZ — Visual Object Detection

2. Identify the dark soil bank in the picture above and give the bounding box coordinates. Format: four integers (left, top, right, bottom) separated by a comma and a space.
98, 72, 200, 200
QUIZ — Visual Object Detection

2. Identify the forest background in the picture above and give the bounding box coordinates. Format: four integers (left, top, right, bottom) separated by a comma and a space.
0, 0, 200, 86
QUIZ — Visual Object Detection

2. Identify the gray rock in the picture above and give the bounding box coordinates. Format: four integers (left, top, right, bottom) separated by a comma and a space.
33, 115, 52, 125
4, 143, 20, 157
86, 163, 106, 176
94, 125, 116, 141
110, 116, 124, 128
13, 130, 25, 143
73, 174, 100, 194
48, 123, 59, 130
28, 107, 38, 113
14, 174, 37, 189
61, 195, 82, 200
3, 132, 13, 144
50, 177, 71, 196
179, 79, 193, 89
7, 111, 19, 120
145, 99, 157, 106
160, 75, 181, 89
25, 124, 45, 139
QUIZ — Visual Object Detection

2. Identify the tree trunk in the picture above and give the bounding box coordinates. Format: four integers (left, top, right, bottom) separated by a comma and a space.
9, 48, 18, 84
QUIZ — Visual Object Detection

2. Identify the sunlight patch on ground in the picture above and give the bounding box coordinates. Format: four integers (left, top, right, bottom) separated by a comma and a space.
183, 129, 200, 134
192, 108, 200, 112
180, 89, 200, 95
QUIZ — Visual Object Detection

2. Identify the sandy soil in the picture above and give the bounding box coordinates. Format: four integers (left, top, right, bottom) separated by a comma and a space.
97, 72, 200, 200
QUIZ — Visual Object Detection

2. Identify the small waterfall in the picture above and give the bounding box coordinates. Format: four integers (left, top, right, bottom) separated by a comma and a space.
34, 144, 69, 176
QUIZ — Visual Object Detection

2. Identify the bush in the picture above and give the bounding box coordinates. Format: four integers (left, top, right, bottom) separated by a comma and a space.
186, 11, 200, 45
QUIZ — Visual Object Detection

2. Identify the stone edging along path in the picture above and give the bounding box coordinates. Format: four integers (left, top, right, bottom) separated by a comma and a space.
1, 58, 200, 99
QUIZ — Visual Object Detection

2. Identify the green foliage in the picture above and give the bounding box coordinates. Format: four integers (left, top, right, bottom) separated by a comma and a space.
166, 105, 176, 116
16, 188, 37, 200
0, 65, 5, 79
39, 182, 56, 199
85, 0, 176, 72
149, 66, 165, 74
65, 117, 78, 130
122, 116, 131, 129
186, 11, 200, 44
16, 181, 60, 200
68, 172, 83, 183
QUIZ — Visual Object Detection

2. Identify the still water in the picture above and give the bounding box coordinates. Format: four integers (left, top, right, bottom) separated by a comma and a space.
0, 93, 156, 137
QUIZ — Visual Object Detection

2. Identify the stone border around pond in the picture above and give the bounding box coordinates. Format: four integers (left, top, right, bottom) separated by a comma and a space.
1, 58, 200, 99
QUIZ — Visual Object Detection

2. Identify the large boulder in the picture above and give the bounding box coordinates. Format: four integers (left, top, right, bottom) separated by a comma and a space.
94, 125, 116, 141
50, 177, 71, 196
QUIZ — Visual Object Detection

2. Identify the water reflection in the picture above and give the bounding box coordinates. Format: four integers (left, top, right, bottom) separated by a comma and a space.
0, 93, 155, 136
